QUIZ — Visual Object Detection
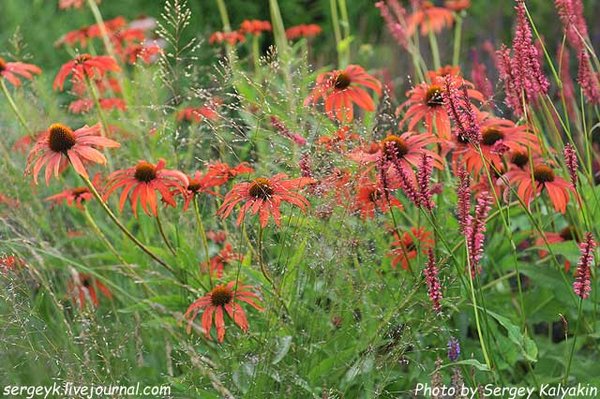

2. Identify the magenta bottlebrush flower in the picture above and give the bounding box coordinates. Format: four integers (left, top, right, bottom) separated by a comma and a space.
424, 249, 442, 313
555, 0, 589, 52
456, 166, 471, 233
442, 75, 481, 143
417, 153, 434, 211
375, 0, 409, 49
563, 143, 579, 187
496, 45, 523, 115
573, 232, 596, 299
465, 191, 492, 277
577, 50, 600, 105
270, 116, 306, 146
447, 337, 460, 361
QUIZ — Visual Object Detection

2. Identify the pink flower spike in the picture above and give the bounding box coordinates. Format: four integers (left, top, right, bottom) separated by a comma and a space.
573, 232, 596, 299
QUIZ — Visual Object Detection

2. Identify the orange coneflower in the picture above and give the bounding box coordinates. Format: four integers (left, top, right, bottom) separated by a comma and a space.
26, 123, 120, 185
184, 281, 263, 342
407, 1, 454, 36
503, 163, 574, 213
46, 186, 93, 209
68, 273, 112, 309
388, 227, 434, 270
0, 57, 41, 87
218, 174, 314, 227
399, 74, 482, 140
305, 64, 382, 123
104, 159, 188, 217
53, 54, 120, 91
455, 113, 538, 176
353, 174, 402, 219
239, 20, 272, 36
179, 171, 219, 211
202, 162, 254, 187
201, 243, 244, 278
285, 24, 322, 40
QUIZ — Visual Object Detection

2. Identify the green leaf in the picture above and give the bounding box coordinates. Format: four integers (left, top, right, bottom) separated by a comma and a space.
484, 309, 538, 362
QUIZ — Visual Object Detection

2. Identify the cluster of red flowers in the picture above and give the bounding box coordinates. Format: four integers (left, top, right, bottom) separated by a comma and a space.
209, 20, 322, 46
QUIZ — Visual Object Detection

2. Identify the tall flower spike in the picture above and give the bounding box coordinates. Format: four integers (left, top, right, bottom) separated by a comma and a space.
465, 191, 492, 277
496, 45, 523, 115
442, 75, 481, 143
447, 337, 461, 361
577, 50, 600, 105
375, 0, 409, 49
424, 249, 442, 313
573, 232, 596, 299
563, 143, 578, 187
456, 166, 471, 233
417, 153, 434, 211
555, 0, 589, 52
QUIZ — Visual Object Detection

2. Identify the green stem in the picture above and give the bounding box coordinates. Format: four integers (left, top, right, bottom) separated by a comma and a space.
329, 0, 343, 67
86, 0, 116, 60
156, 208, 176, 256
452, 14, 463, 66
194, 196, 213, 288
1, 79, 32, 135
78, 173, 178, 278
428, 30, 441, 70
564, 299, 583, 383
215, 0, 231, 32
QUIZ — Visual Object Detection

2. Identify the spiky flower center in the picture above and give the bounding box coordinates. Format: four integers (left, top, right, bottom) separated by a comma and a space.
559, 226, 575, 241
533, 165, 555, 183
75, 54, 92, 64
333, 72, 351, 90
425, 85, 444, 107
48, 123, 77, 153
187, 178, 202, 193
481, 128, 504, 146
210, 285, 233, 306
0, 57, 6, 72
510, 151, 529, 168
249, 177, 274, 200
382, 135, 409, 159
134, 161, 157, 183
81, 277, 91, 288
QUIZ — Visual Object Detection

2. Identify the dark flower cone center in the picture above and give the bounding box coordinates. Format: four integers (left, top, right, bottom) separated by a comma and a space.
81, 277, 91, 288
210, 286, 233, 306
0, 57, 6, 72
72, 187, 90, 200
187, 179, 202, 193
382, 135, 409, 159
533, 165, 555, 183
405, 241, 416, 252
510, 151, 529, 168
249, 177, 274, 200
425, 85, 444, 107
481, 128, 504, 146
75, 54, 92, 64
333, 72, 351, 90
48, 123, 77, 153
134, 162, 157, 183
559, 226, 575, 241
368, 188, 382, 203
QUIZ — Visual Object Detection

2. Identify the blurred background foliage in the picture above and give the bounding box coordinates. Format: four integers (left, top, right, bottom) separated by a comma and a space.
2, 0, 599, 76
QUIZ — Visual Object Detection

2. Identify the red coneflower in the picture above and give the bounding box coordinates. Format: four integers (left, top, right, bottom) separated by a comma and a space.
207, 230, 228, 244
353, 174, 402, 219
53, 54, 121, 91
305, 64, 382, 123
56, 28, 91, 48
26, 123, 120, 185
184, 281, 263, 342
399, 74, 482, 140
573, 232, 596, 299
177, 105, 219, 123
68, 97, 126, 114
180, 171, 218, 211
68, 273, 112, 309
407, 1, 454, 36
285, 24, 322, 40
87, 16, 127, 38
46, 186, 93, 209
239, 20, 272, 35
503, 163, 574, 213
445, 0, 471, 12
209, 31, 246, 46
0, 57, 42, 87
0, 255, 22, 273
202, 243, 244, 278
388, 227, 434, 270
456, 112, 538, 176
104, 159, 188, 217
218, 174, 314, 227
202, 162, 254, 187
317, 126, 359, 152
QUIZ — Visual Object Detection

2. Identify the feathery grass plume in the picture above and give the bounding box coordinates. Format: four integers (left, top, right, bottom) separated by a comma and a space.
563, 143, 578, 187
430, 358, 444, 399
424, 249, 442, 313
577, 50, 600, 105
573, 232, 596, 299
465, 191, 492, 277
375, 0, 409, 49
417, 153, 435, 211
442, 75, 481, 143
456, 166, 471, 233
